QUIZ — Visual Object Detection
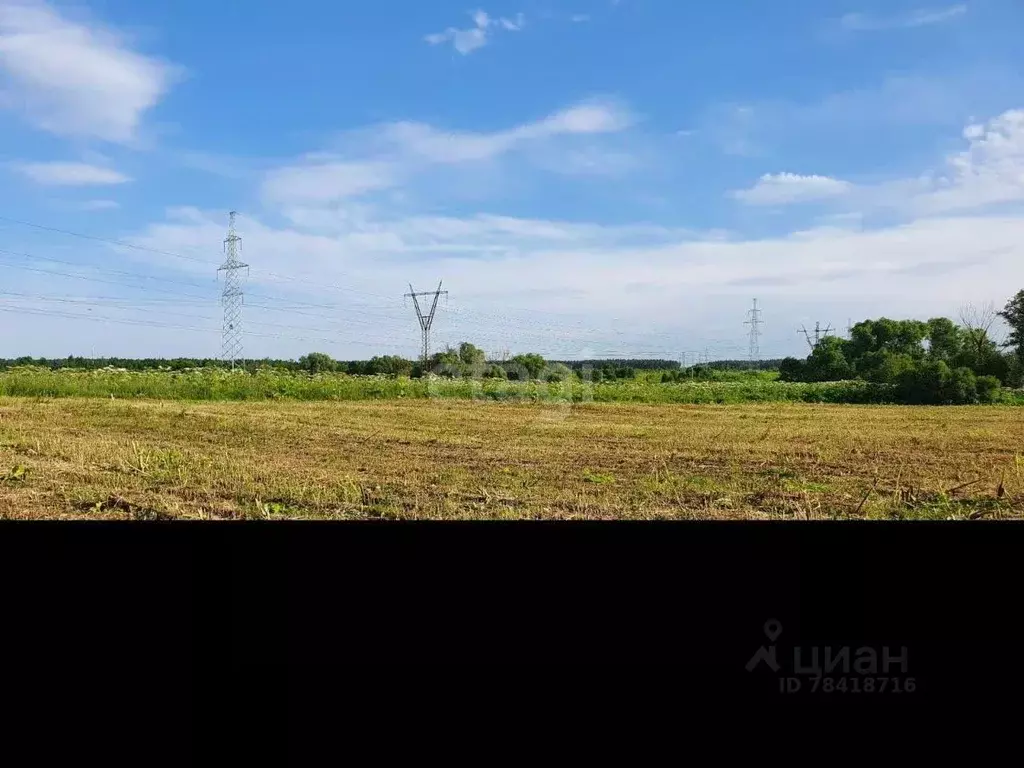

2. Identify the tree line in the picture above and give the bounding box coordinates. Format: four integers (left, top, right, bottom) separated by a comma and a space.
778, 291, 1024, 404
0, 345, 659, 382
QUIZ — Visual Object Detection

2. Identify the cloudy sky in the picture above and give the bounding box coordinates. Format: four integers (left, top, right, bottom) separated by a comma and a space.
1, 0, 1023, 360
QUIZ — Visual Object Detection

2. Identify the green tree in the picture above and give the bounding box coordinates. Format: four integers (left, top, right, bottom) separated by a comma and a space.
926, 317, 962, 362
804, 337, 853, 381
510, 353, 546, 379
847, 319, 928, 379
872, 352, 917, 385
298, 352, 336, 374
482, 363, 508, 379
366, 355, 414, 377
975, 375, 1002, 404
777, 357, 807, 382
896, 360, 979, 405
458, 342, 486, 369
998, 290, 1024, 365
542, 362, 573, 383
428, 347, 462, 376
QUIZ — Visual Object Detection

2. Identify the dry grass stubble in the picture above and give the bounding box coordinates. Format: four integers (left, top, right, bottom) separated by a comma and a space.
0, 397, 1021, 520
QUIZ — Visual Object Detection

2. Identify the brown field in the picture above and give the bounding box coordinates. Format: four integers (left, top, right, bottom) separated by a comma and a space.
0, 396, 1022, 520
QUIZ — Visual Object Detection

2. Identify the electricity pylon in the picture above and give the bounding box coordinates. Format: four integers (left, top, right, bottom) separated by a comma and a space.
799, 321, 833, 351
217, 211, 248, 369
405, 281, 448, 363
744, 298, 763, 363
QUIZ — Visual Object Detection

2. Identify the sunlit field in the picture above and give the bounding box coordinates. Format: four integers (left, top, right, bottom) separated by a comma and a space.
1, 396, 1021, 520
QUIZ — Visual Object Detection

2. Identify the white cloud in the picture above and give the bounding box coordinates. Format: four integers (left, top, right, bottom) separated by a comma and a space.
702, 70, 1022, 159
425, 9, 525, 55
262, 161, 396, 205
570, 14, 590, 23
79, 199, 119, 210
260, 99, 634, 206
907, 109, 1024, 214
381, 99, 632, 163
732, 173, 853, 205
732, 109, 1024, 216
840, 5, 967, 31
0, 0, 178, 142
499, 13, 525, 31
14, 161, 131, 185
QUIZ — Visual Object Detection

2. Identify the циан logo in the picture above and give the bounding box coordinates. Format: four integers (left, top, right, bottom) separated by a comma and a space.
746, 619, 915, 695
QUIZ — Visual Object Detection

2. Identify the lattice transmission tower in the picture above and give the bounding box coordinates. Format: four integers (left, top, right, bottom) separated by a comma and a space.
799, 321, 833, 351
405, 281, 448, 364
217, 211, 249, 369
744, 298, 764, 363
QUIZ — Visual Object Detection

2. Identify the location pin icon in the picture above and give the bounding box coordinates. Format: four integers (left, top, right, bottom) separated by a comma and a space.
764, 619, 782, 642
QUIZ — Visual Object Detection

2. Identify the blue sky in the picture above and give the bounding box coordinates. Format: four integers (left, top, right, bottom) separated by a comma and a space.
1, 0, 1023, 360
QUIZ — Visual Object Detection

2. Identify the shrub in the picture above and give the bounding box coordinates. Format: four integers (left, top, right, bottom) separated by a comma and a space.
777, 357, 806, 382
945, 366, 979, 405
975, 375, 1001, 404
298, 352, 336, 374
542, 363, 573, 383
510, 354, 546, 379
896, 360, 979, 404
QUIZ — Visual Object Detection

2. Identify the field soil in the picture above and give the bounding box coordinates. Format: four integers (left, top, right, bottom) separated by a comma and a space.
1, 397, 1021, 520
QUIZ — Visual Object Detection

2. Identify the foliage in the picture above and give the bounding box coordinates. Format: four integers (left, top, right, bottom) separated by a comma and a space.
573, 362, 637, 382
298, 352, 337, 374
998, 290, 1024, 364
458, 342, 486, 368
662, 367, 777, 383
542, 362, 573, 383
975, 375, 1002, 404
552, 359, 680, 371
482, 364, 508, 379
894, 361, 979, 405
804, 337, 854, 382
777, 297, 1024, 403
777, 358, 804, 383
364, 355, 415, 377
3, 365, 1023, 405
507, 353, 547, 380
701, 359, 785, 371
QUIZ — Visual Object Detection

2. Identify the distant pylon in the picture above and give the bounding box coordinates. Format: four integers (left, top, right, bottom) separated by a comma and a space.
815, 321, 833, 347
405, 281, 448, 364
217, 211, 249, 369
744, 298, 763, 363
799, 321, 833, 351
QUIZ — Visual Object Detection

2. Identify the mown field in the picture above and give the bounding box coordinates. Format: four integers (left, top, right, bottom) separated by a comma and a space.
1, 396, 1021, 520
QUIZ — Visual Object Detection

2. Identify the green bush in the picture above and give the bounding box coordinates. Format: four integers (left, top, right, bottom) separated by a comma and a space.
975, 375, 1001, 404
482, 364, 508, 379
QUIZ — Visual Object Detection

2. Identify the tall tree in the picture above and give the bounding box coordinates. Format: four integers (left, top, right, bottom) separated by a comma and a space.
926, 317, 962, 362
458, 342, 486, 368
998, 290, 1024, 363
959, 301, 1000, 358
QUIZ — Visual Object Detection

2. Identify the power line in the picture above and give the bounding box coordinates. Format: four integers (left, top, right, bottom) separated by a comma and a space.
0, 215, 779, 361
0, 214, 210, 265
0, 213, 723, 335
0, 303, 411, 350
0, 246, 607, 351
